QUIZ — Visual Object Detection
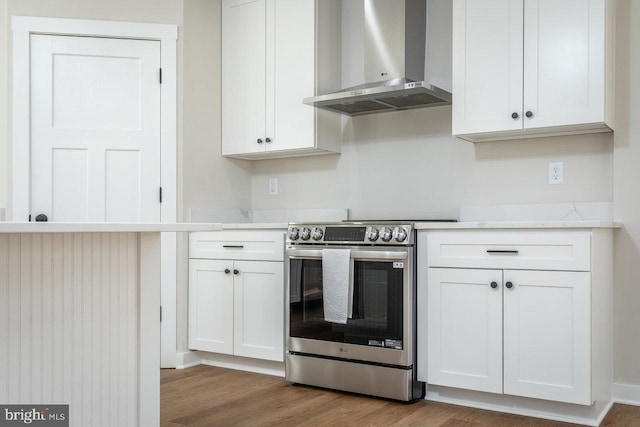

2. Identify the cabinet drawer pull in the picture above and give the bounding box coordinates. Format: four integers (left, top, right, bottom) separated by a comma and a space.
223, 245, 245, 249
486, 250, 519, 254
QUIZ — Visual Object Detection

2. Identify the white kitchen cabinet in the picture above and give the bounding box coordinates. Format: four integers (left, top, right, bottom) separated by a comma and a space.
503, 269, 590, 404
222, 0, 341, 159
188, 231, 285, 362
452, 0, 614, 142
419, 229, 613, 407
233, 260, 284, 360
427, 267, 590, 404
427, 268, 503, 394
189, 259, 235, 354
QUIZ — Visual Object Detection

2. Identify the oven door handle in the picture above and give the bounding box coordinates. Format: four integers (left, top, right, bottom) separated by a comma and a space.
287, 249, 408, 260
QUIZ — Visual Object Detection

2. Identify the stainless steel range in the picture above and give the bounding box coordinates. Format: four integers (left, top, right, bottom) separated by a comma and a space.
285, 221, 423, 401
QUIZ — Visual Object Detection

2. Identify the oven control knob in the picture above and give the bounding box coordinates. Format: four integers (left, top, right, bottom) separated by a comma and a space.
312, 227, 324, 241
380, 227, 393, 242
300, 227, 311, 241
393, 227, 408, 242
367, 227, 380, 241
288, 227, 300, 240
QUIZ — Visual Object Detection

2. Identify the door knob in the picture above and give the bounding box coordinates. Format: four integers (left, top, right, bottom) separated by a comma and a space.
233, 269, 239, 275
35, 214, 48, 222
257, 138, 263, 144
505, 281, 514, 289
224, 268, 231, 275
525, 111, 533, 118
511, 112, 519, 119
490, 281, 498, 289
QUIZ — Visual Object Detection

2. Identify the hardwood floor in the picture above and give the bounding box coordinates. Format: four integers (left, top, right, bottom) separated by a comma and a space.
161, 365, 640, 426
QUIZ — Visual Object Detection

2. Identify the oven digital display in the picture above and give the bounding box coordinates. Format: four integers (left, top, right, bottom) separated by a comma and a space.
324, 227, 366, 242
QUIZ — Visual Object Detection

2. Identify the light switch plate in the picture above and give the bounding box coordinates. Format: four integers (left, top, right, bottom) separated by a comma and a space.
268, 178, 278, 195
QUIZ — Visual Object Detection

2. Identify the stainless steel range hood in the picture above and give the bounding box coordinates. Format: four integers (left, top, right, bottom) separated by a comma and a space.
304, 0, 452, 116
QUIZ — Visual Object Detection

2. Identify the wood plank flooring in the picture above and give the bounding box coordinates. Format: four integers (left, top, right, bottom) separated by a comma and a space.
161, 365, 640, 426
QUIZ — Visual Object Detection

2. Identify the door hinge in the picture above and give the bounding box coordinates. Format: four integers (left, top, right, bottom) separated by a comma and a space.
160, 306, 162, 322
159, 68, 162, 84
159, 187, 163, 203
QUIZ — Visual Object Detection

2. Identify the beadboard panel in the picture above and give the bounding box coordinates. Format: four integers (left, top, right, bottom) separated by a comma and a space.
0, 233, 139, 427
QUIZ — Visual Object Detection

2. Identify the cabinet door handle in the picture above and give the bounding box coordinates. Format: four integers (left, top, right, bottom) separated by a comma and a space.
265, 137, 272, 143
233, 269, 239, 275
257, 138, 263, 144
486, 250, 519, 255
490, 281, 498, 289
511, 112, 519, 119
505, 281, 514, 289
525, 110, 533, 118
224, 268, 231, 275
223, 245, 244, 249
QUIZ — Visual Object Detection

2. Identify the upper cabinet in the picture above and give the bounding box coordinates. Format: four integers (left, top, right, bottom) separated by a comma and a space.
452, 0, 614, 142
222, 0, 342, 159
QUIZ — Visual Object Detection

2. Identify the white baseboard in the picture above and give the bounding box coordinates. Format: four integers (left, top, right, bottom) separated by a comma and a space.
425, 386, 611, 427
613, 383, 640, 406
176, 351, 202, 369
198, 352, 285, 377
175, 350, 285, 377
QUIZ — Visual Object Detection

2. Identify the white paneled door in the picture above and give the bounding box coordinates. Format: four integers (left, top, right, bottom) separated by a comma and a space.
30, 34, 161, 222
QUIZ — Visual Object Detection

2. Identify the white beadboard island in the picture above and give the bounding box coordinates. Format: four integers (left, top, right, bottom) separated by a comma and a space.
0, 222, 221, 427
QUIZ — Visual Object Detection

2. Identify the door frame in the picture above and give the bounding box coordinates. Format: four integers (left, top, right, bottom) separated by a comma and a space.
11, 16, 179, 367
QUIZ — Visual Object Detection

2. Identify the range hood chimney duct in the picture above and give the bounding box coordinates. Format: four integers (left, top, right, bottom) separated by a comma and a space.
304, 0, 452, 116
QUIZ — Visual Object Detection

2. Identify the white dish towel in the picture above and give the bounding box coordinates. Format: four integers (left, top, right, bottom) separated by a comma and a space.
322, 248, 353, 324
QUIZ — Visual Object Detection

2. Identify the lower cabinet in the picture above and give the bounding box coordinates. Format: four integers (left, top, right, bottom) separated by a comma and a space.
427, 267, 590, 404
189, 258, 284, 362
420, 229, 613, 408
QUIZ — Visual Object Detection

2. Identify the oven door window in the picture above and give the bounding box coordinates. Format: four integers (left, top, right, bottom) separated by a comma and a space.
289, 258, 403, 348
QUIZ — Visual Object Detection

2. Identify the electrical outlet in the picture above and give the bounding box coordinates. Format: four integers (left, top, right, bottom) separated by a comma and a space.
268, 178, 278, 195
549, 162, 564, 185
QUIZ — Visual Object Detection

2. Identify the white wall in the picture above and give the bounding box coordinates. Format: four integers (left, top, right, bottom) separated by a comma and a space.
181, 0, 252, 218
252, 108, 612, 220
613, 0, 640, 387
0, 1, 8, 214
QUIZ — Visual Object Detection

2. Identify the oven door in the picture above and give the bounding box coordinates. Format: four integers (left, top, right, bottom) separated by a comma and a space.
286, 246, 414, 367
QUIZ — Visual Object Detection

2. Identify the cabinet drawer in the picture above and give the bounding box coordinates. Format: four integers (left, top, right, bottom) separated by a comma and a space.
426, 231, 590, 271
190, 231, 285, 261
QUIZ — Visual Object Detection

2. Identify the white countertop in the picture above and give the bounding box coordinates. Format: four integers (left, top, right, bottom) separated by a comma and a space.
221, 223, 288, 230
0, 222, 223, 233
415, 221, 622, 230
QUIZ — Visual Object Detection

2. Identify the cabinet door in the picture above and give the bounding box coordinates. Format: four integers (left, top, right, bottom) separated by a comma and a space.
503, 270, 591, 405
523, 0, 605, 129
452, 0, 523, 135
233, 260, 284, 361
427, 268, 503, 394
188, 259, 234, 354
222, 0, 267, 156
269, 0, 316, 153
